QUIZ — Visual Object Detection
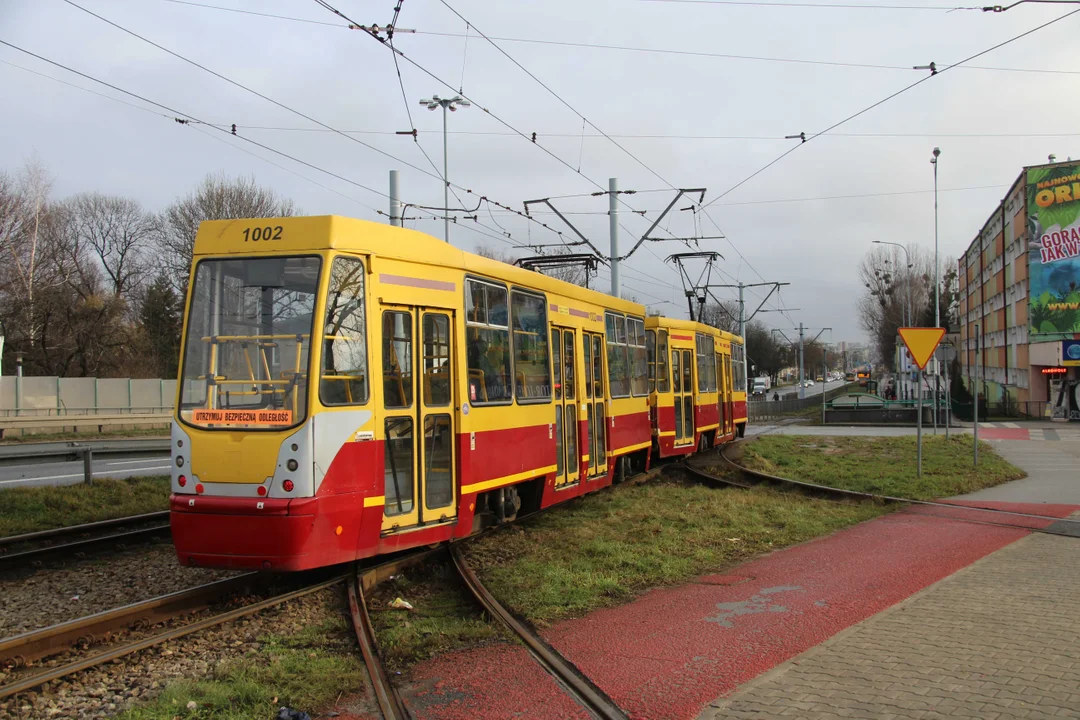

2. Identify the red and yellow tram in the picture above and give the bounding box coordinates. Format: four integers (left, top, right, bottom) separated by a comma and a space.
168, 216, 745, 571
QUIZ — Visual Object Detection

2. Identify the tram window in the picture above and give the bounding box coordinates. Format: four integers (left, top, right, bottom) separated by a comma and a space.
424, 414, 453, 511
320, 257, 368, 406
563, 331, 575, 399
629, 317, 648, 396
511, 290, 551, 401
179, 256, 320, 430
423, 314, 451, 406
605, 312, 631, 398
695, 334, 717, 393
552, 329, 562, 401
465, 279, 512, 404
646, 330, 656, 393
657, 330, 670, 393
382, 311, 413, 408
384, 417, 414, 515
591, 333, 604, 398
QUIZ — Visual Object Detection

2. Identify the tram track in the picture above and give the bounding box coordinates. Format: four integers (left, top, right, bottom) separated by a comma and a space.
0, 572, 344, 701
684, 439, 1080, 539
0, 512, 172, 573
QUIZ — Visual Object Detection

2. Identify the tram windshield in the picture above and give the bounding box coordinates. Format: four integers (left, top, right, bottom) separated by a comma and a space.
179, 256, 322, 430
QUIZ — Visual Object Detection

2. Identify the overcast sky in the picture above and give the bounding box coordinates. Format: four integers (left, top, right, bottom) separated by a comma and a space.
3, 0, 1079, 342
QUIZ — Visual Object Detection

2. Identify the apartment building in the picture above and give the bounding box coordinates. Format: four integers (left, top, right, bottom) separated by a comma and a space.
958, 159, 1080, 420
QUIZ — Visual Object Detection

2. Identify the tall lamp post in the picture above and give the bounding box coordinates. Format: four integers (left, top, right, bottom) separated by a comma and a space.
873, 240, 913, 400
931, 147, 942, 431
419, 94, 470, 244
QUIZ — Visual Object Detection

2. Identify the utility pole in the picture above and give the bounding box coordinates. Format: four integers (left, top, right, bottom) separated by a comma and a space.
798, 323, 806, 399
709, 280, 790, 396
609, 178, 620, 298
388, 170, 402, 227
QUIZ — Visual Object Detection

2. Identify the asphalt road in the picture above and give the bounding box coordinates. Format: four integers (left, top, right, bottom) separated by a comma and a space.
758, 378, 848, 400
0, 454, 170, 489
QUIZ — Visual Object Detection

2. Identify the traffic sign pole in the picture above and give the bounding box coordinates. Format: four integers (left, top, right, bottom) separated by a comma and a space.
916, 366, 923, 477
898, 327, 946, 479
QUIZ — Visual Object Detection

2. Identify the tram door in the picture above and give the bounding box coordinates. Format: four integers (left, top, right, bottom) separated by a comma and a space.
582, 332, 607, 478
551, 327, 579, 488
380, 306, 458, 533
721, 354, 733, 437
672, 348, 695, 446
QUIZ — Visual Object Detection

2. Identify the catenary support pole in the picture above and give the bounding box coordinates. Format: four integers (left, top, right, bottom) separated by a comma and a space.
389, 170, 401, 227
609, 178, 620, 298
821, 350, 827, 425
798, 322, 806, 400
738, 283, 747, 397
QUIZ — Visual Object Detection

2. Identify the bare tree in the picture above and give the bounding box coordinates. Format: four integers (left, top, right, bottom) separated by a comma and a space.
857, 244, 933, 367
0, 158, 59, 363
158, 173, 297, 291
64, 193, 155, 296
699, 300, 740, 334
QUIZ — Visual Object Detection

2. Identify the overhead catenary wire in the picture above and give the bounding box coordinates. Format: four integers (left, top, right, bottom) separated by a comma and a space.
0, 40, 527, 252
61, 0, 569, 245
701, 5, 1080, 208
311, 0, 683, 263
156, 1, 1080, 76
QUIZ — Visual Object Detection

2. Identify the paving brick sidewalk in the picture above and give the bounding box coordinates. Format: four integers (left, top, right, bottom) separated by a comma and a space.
701, 531, 1080, 720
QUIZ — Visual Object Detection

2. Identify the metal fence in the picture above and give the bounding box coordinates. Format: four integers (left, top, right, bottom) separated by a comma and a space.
0, 376, 176, 417
749, 383, 859, 422
951, 399, 1050, 421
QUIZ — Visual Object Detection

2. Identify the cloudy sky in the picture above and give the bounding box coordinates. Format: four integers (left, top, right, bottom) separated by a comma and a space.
3, 0, 1079, 342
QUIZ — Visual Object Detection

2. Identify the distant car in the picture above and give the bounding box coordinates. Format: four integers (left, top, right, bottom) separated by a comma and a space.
803, 379, 815, 387
815, 376, 824, 383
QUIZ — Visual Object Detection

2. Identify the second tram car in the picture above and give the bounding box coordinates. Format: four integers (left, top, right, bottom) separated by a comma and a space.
169, 216, 745, 571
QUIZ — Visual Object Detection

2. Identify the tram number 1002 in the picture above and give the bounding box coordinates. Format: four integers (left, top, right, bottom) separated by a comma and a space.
242, 226, 284, 242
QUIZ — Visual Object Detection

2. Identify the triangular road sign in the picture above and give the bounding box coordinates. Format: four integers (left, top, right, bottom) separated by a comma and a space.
898, 327, 946, 370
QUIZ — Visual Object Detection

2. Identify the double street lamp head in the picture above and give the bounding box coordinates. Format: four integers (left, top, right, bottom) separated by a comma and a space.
931, 146, 941, 164
419, 95, 471, 111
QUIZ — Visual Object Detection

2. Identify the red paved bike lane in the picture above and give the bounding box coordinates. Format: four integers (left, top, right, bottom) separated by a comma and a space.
397, 502, 1077, 719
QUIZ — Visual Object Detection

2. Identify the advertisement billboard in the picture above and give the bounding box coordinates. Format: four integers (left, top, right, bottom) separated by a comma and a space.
1027, 164, 1080, 336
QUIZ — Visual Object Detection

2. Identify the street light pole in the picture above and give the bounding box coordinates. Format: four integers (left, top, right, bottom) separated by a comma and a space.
420, 94, 470, 244
931, 147, 942, 433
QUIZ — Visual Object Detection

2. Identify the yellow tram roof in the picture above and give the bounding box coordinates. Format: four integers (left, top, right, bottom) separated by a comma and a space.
194, 214, 646, 316
646, 315, 743, 344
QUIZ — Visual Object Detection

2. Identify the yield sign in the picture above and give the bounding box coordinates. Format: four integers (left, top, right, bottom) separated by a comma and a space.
898, 327, 946, 370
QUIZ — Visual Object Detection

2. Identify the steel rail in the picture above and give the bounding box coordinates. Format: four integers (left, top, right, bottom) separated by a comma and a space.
0, 574, 347, 699
0, 511, 170, 549
349, 572, 411, 720
0, 573, 259, 667
0, 525, 171, 572
449, 543, 630, 720
705, 441, 1080, 539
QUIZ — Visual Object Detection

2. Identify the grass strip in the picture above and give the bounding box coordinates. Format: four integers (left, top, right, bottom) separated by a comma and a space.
0, 476, 170, 537
741, 434, 1025, 500
464, 478, 884, 626
369, 562, 504, 671
117, 592, 365, 720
